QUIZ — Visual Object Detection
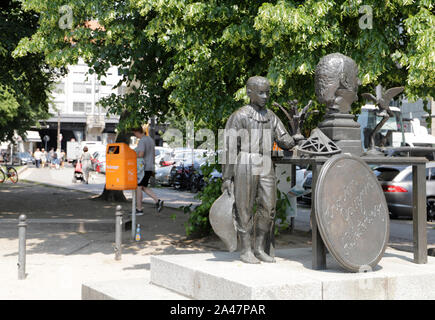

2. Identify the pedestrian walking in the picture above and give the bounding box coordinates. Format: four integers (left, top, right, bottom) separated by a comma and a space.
48, 148, 55, 168
41, 149, 47, 168
60, 149, 66, 168
54, 149, 61, 169
33, 148, 42, 168
80, 146, 93, 184
132, 127, 163, 215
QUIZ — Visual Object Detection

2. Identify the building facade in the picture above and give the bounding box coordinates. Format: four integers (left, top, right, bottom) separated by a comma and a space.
37, 60, 126, 151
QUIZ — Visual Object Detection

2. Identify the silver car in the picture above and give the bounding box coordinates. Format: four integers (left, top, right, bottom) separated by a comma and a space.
373, 162, 435, 220
155, 165, 173, 186
155, 147, 173, 168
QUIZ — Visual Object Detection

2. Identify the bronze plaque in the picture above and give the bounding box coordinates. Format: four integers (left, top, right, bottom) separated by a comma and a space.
315, 154, 389, 272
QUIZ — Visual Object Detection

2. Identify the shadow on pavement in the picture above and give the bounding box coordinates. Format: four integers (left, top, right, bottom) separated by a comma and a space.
0, 182, 199, 257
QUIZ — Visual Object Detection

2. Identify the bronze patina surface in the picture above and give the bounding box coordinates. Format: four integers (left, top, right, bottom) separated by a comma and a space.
315, 154, 389, 272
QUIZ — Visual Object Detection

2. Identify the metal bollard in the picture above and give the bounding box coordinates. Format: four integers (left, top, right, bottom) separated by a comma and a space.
18, 214, 27, 280
115, 205, 122, 261
131, 189, 136, 240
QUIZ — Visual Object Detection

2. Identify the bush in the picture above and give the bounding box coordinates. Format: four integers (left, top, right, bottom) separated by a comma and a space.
181, 162, 222, 238
182, 163, 293, 237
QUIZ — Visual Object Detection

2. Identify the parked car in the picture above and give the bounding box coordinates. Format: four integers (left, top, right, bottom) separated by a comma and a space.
155, 165, 173, 186
155, 148, 209, 187
12, 152, 35, 165
157, 148, 194, 170
373, 163, 435, 220
155, 149, 196, 186
91, 151, 106, 174
299, 171, 313, 204
155, 147, 173, 168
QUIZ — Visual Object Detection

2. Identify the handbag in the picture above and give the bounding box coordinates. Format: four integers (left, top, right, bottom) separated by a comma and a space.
137, 158, 145, 183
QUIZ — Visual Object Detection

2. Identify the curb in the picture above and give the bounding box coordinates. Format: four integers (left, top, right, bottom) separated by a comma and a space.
20, 179, 99, 195
17, 165, 29, 175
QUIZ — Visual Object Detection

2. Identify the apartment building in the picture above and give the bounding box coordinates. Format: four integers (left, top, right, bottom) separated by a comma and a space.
37, 60, 126, 151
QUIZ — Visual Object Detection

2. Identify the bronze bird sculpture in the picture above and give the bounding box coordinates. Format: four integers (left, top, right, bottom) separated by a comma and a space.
361, 84, 404, 155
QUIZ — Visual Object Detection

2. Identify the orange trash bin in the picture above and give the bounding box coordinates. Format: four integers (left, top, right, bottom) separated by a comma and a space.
105, 143, 137, 190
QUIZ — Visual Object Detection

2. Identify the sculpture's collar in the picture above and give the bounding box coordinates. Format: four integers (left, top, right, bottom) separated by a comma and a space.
246, 104, 270, 123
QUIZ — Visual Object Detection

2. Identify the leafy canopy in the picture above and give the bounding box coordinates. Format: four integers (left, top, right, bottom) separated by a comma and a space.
14, 0, 435, 134
0, 0, 57, 141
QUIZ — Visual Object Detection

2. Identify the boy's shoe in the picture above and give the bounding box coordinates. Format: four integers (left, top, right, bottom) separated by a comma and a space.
135, 209, 144, 216
156, 199, 164, 212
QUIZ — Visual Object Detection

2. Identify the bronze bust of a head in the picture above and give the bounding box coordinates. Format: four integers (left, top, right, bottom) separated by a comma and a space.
315, 53, 360, 114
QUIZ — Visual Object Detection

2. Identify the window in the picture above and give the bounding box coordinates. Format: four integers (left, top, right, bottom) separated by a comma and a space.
85, 102, 92, 114
73, 82, 92, 94
403, 173, 412, 181
73, 102, 93, 113
403, 168, 431, 181
373, 168, 402, 181
73, 102, 85, 112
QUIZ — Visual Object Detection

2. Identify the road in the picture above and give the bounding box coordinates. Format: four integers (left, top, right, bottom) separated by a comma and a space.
19, 166, 201, 208
293, 202, 435, 248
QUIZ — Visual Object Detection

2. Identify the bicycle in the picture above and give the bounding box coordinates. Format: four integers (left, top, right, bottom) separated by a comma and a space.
0, 164, 18, 183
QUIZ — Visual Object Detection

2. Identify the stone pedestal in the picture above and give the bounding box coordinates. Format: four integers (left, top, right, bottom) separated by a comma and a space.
319, 113, 363, 155
82, 248, 435, 300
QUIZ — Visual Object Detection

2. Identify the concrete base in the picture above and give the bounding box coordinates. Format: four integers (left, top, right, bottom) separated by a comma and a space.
82, 247, 435, 300
82, 276, 189, 300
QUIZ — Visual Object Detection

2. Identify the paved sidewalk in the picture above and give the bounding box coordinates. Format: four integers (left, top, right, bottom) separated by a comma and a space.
20, 167, 201, 209
0, 181, 215, 300
0, 179, 313, 300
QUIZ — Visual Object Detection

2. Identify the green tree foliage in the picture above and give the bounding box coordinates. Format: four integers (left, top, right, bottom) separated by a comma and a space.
14, 0, 434, 134
0, 0, 56, 141
13, 0, 434, 234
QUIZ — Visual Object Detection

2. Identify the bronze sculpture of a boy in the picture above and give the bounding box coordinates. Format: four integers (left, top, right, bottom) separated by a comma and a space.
221, 76, 297, 264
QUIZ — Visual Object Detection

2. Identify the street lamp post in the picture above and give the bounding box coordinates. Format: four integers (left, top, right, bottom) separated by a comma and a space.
57, 111, 61, 150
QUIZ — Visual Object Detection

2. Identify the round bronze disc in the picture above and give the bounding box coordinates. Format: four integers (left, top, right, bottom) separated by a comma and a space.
314, 154, 389, 272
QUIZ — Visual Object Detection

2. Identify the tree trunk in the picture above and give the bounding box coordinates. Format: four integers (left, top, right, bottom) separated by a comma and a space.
95, 187, 128, 202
